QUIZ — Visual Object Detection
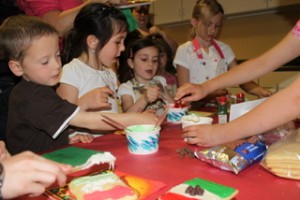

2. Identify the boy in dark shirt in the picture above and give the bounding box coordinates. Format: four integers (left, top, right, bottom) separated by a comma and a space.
0, 15, 156, 154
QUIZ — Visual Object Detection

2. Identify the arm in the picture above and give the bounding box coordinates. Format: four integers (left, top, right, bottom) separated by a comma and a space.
182, 76, 300, 147
69, 111, 157, 130
22, 0, 127, 37
1, 151, 71, 199
228, 59, 273, 98
176, 32, 300, 103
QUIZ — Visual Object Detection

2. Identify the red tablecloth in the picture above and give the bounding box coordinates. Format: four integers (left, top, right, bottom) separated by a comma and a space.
21, 122, 300, 200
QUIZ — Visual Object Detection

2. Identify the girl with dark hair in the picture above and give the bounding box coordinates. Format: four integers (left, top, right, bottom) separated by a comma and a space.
147, 33, 178, 97
57, 3, 128, 113
117, 38, 174, 114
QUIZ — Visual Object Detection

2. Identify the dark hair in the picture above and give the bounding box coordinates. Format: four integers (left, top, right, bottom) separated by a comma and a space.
117, 37, 159, 83
191, 0, 224, 38
62, 3, 128, 64
0, 15, 58, 62
146, 33, 176, 74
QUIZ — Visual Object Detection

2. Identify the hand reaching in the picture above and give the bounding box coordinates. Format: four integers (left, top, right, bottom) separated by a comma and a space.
1, 151, 71, 199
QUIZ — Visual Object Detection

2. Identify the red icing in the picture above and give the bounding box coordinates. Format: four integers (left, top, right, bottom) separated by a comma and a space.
83, 185, 135, 200
160, 192, 198, 200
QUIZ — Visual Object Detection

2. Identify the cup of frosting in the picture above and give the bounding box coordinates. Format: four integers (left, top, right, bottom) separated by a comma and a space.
181, 114, 213, 128
125, 124, 160, 155
166, 103, 189, 124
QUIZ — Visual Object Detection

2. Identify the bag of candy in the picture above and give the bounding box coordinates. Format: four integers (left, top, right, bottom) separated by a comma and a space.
194, 136, 267, 174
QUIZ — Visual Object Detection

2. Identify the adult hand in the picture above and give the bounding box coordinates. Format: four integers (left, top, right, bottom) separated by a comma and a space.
1, 151, 71, 199
175, 83, 207, 104
0, 141, 10, 161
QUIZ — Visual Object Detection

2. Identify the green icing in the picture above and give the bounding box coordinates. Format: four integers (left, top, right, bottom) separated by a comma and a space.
127, 125, 158, 132
43, 146, 103, 166
185, 178, 236, 198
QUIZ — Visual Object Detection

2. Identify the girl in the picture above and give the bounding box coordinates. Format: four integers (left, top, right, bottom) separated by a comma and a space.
174, 0, 272, 105
147, 33, 178, 97
57, 3, 127, 113
117, 38, 174, 114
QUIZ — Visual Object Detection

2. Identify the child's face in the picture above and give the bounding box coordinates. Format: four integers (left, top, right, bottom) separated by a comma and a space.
98, 31, 127, 68
192, 12, 223, 42
130, 46, 159, 83
16, 34, 61, 86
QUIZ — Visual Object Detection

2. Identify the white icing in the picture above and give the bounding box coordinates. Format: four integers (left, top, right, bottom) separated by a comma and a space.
79, 152, 116, 170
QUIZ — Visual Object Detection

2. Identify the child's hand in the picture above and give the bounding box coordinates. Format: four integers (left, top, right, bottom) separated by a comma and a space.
78, 87, 113, 111
69, 133, 94, 144
144, 86, 161, 103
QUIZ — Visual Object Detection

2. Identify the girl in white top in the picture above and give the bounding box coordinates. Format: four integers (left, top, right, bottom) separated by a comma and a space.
57, 3, 127, 113
174, 0, 272, 101
117, 38, 174, 114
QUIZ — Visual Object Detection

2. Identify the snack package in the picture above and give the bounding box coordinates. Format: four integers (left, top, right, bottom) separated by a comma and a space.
259, 121, 296, 146
159, 178, 238, 200
261, 129, 300, 180
194, 136, 267, 174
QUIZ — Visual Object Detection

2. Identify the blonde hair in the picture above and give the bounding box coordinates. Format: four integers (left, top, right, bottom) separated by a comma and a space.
191, 0, 224, 38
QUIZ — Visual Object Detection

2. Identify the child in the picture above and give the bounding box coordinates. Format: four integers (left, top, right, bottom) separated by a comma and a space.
0, 15, 156, 154
176, 19, 300, 147
147, 33, 178, 97
174, 0, 272, 106
117, 38, 174, 114
57, 3, 126, 113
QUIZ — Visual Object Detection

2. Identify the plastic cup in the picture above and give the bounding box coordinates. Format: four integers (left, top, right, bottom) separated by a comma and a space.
166, 104, 189, 124
125, 124, 160, 155
181, 114, 213, 128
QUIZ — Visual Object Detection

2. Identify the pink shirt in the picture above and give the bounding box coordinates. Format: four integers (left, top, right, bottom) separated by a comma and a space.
17, 0, 82, 17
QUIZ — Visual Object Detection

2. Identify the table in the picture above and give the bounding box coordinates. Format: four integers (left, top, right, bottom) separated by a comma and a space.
19, 121, 300, 200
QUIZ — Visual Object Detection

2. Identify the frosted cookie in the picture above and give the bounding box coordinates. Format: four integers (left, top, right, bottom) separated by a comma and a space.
69, 171, 138, 200
159, 178, 238, 200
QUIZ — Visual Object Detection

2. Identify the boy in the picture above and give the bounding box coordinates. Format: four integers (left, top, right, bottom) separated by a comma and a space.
0, 15, 156, 154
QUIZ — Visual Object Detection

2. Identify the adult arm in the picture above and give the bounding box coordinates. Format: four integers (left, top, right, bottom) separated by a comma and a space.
19, 0, 127, 37
176, 32, 300, 103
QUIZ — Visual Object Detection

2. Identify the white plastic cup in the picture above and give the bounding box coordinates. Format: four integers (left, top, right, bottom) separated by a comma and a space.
181, 114, 213, 128
166, 104, 189, 124
125, 124, 160, 155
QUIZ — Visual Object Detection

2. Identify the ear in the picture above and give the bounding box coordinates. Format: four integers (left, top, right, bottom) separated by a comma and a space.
8, 60, 24, 77
127, 59, 134, 69
86, 35, 99, 50
191, 18, 197, 28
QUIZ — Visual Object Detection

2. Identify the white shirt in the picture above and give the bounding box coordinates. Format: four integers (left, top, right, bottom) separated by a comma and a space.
60, 58, 118, 113
173, 40, 235, 84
